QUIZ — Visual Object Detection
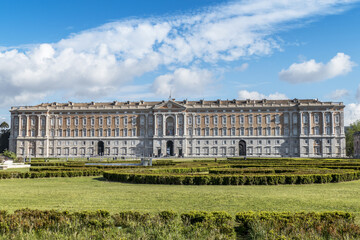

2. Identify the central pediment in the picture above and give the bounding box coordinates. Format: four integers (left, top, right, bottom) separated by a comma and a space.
153, 100, 186, 110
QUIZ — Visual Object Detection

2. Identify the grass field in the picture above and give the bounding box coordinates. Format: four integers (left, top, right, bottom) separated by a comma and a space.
0, 176, 360, 216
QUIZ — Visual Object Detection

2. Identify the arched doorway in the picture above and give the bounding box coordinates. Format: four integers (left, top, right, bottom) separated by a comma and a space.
98, 141, 104, 156
166, 140, 174, 156
166, 117, 175, 136
239, 140, 246, 156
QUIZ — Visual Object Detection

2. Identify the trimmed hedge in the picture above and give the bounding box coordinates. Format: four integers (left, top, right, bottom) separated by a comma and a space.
103, 170, 360, 185
0, 169, 102, 179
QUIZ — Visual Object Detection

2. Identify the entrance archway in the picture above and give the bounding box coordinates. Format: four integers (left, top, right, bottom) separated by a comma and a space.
166, 140, 174, 156
98, 141, 104, 156
239, 140, 246, 156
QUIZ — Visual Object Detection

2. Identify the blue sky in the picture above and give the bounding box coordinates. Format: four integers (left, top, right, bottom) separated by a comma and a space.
0, 0, 360, 125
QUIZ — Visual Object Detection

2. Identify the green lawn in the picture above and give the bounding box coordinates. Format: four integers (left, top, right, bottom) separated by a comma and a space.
0, 176, 359, 216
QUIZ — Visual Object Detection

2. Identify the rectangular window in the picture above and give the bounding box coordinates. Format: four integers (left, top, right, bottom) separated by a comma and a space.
66, 118, 70, 126
99, 117, 103, 126
213, 128, 218, 136
231, 127, 235, 136
240, 127, 244, 136
82, 118, 87, 125
275, 115, 280, 124
222, 128, 227, 136
91, 129, 95, 137
82, 128, 87, 137
132, 117, 136, 125
231, 116, 235, 125
75, 118, 79, 126
239, 115, 244, 124
99, 128, 103, 137
257, 127, 262, 136
266, 115, 270, 124
213, 116, 218, 125
205, 116, 209, 124
275, 127, 280, 136
123, 128, 127, 137
205, 128, 210, 136
124, 117, 128, 125
196, 116, 201, 125
267, 127, 271, 136
107, 117, 111, 125
91, 117, 95, 126
248, 115, 253, 124
249, 127, 253, 136
132, 128, 136, 136
115, 128, 120, 137
314, 114, 319, 123
188, 116, 192, 125
115, 117, 120, 125
326, 114, 331, 123
257, 115, 262, 124
222, 116, 227, 124
188, 128, 193, 136
197, 128, 201, 136
58, 118, 63, 126
293, 114, 297, 124
335, 114, 340, 123
107, 128, 111, 137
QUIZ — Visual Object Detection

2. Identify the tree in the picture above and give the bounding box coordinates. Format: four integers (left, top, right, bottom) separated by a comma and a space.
0, 121, 10, 153
346, 120, 360, 157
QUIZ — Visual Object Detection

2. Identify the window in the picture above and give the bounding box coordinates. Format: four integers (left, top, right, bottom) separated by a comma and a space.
213, 128, 218, 136
75, 129, 79, 137
188, 116, 192, 124
293, 127, 298, 135
222, 128, 227, 136
82, 128, 87, 137
266, 115, 270, 124
304, 127, 309, 135
284, 127, 289, 136
132, 117, 136, 125
231, 127, 235, 136
205, 116, 209, 124
314, 114, 319, 124
41, 118, 45, 126
239, 115, 244, 124
91, 129, 95, 137
58, 129, 62, 137
275, 127, 280, 136
231, 115, 235, 125
336, 127, 340, 135
314, 126, 319, 135
31, 118, 35, 126
188, 128, 193, 136
91, 117, 95, 126
82, 117, 87, 125
213, 116, 218, 125
31, 130, 35, 137
293, 114, 297, 124
107, 117, 111, 125
140, 116, 145, 125
335, 114, 340, 123
132, 128, 136, 136
205, 127, 210, 136
302, 114, 308, 124
257, 127, 262, 136
266, 127, 271, 136
58, 118, 63, 125
75, 117, 79, 126
326, 114, 331, 123
275, 114, 280, 124
196, 116, 201, 125
107, 128, 111, 137
50, 118, 54, 126
115, 117, 120, 125
222, 116, 227, 124
178, 116, 183, 124
249, 127, 253, 136
284, 114, 289, 124
99, 117, 103, 126
66, 128, 70, 137
66, 118, 70, 126
240, 127, 244, 136
196, 128, 201, 136
257, 115, 262, 124
123, 129, 128, 137
115, 128, 120, 137
51, 129, 54, 137
99, 128, 103, 137
248, 115, 253, 124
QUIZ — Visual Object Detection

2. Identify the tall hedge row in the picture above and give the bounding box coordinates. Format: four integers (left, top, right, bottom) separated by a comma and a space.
103, 171, 360, 185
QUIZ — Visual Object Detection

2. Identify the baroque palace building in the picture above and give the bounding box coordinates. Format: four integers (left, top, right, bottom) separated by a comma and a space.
9, 98, 346, 158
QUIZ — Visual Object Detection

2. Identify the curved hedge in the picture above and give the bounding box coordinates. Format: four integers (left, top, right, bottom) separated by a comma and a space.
103, 170, 360, 185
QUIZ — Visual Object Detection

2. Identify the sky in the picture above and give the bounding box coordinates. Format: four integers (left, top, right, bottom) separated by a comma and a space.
0, 0, 360, 126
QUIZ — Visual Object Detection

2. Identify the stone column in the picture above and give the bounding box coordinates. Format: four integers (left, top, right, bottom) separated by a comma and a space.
330, 111, 334, 135
26, 115, 30, 137
18, 115, 22, 137
175, 114, 178, 136
38, 115, 41, 137
299, 111, 303, 135
183, 113, 187, 136
162, 114, 166, 137
340, 112, 344, 135
289, 112, 292, 136
308, 112, 311, 135
144, 114, 148, 137
321, 111, 325, 135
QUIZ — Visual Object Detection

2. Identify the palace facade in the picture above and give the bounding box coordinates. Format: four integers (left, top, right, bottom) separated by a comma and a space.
9, 99, 346, 158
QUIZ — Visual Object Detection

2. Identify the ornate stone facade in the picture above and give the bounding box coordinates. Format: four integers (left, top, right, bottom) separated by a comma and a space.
9, 99, 346, 158
353, 132, 360, 158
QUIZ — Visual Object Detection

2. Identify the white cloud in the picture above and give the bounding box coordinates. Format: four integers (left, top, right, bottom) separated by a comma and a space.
238, 90, 288, 100
345, 103, 360, 126
0, 0, 358, 108
326, 89, 350, 100
356, 84, 360, 102
235, 63, 249, 72
152, 68, 214, 98
279, 53, 356, 83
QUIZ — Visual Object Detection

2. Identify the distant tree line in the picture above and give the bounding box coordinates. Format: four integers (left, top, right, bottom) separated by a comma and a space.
346, 120, 360, 157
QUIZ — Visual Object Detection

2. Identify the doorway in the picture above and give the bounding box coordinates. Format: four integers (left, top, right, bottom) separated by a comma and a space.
98, 141, 104, 156
166, 140, 174, 156
239, 140, 246, 156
